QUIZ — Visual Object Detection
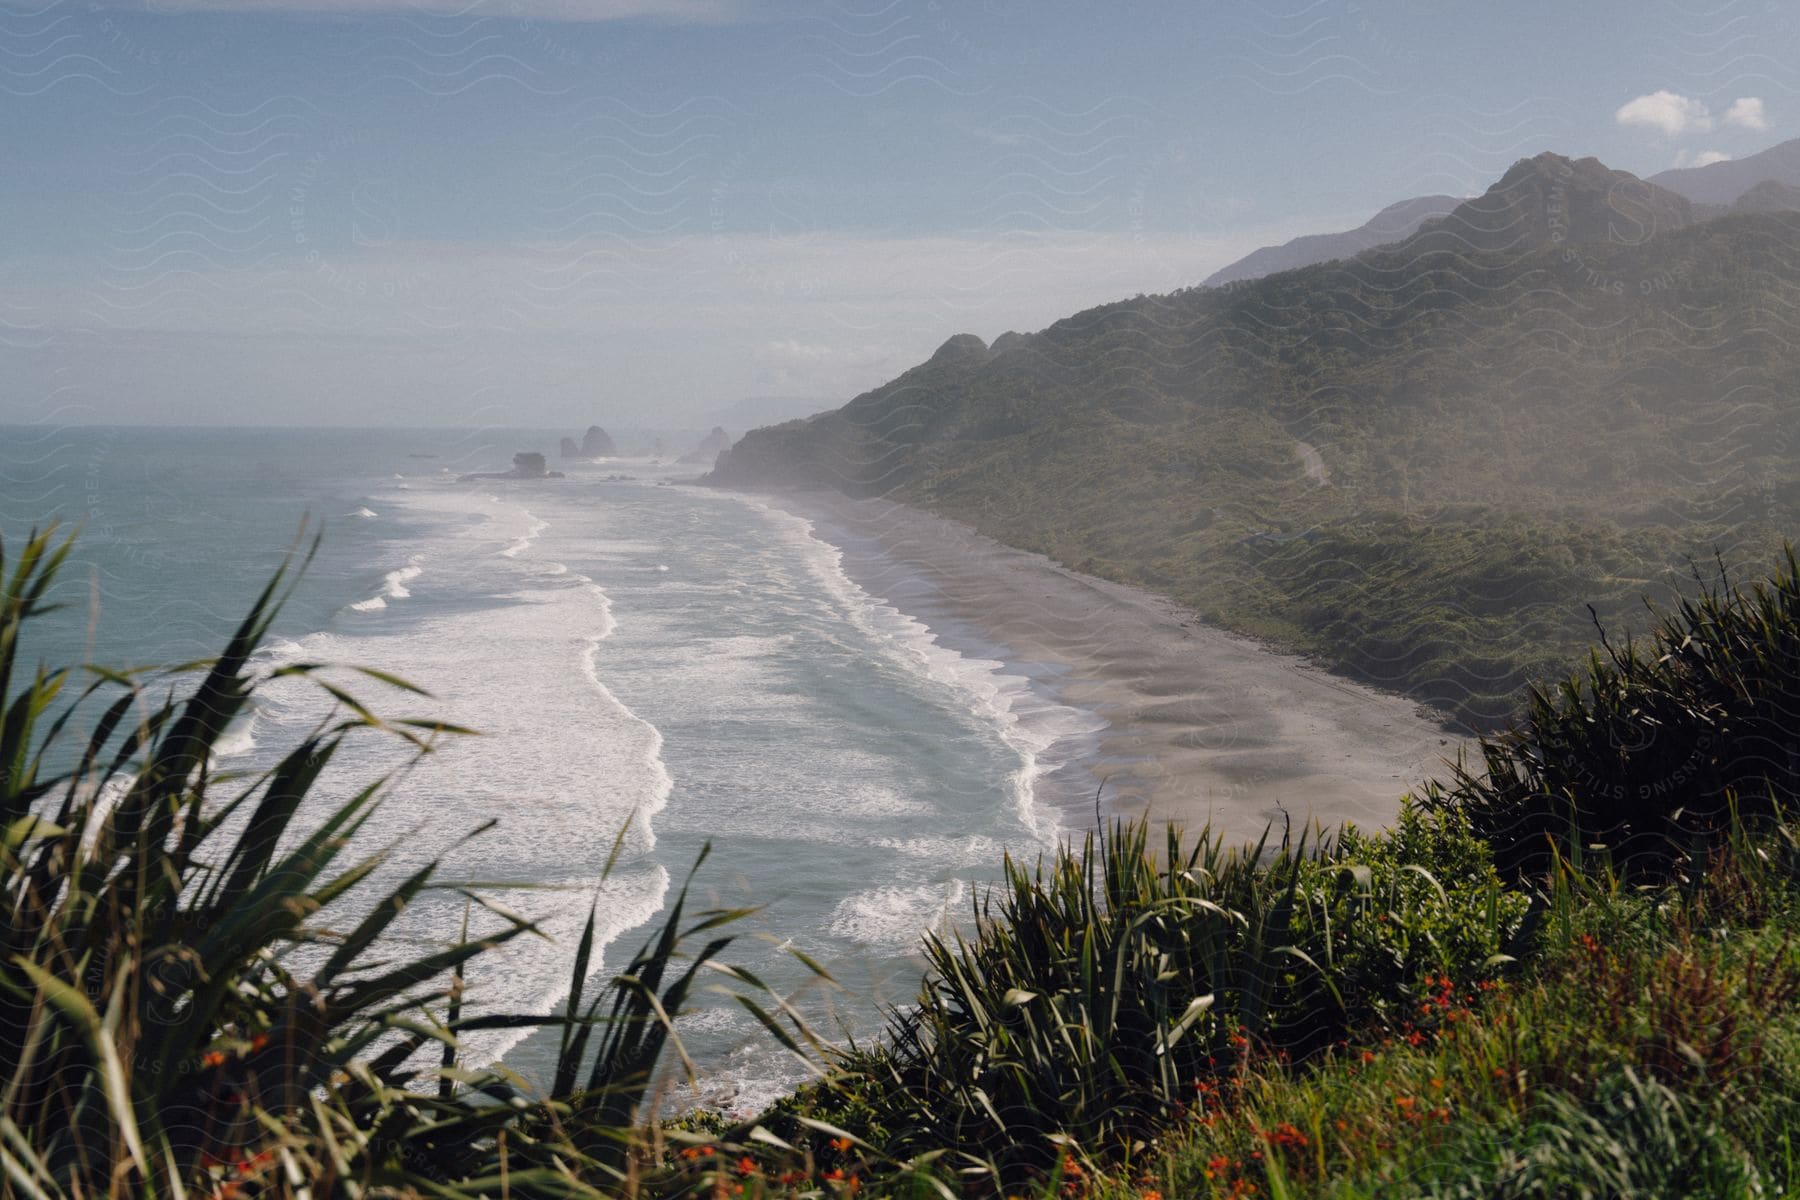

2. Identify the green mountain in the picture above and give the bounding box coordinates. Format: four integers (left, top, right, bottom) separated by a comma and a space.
707, 153, 1800, 726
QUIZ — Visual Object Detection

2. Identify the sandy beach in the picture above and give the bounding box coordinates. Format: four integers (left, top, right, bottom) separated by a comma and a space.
760, 488, 1469, 848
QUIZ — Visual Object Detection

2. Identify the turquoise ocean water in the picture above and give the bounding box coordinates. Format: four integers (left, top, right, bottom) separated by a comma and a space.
0, 425, 1102, 1112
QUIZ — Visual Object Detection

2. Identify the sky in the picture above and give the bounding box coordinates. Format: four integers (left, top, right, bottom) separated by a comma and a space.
2, 0, 1798, 429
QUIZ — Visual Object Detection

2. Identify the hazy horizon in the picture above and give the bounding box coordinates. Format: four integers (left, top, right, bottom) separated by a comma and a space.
3, 0, 1795, 430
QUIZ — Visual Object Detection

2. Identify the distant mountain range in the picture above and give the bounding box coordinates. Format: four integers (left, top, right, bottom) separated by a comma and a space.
1196, 136, 1800, 292
1648, 135, 1800, 206
1201, 194, 1463, 287
707, 149, 1800, 726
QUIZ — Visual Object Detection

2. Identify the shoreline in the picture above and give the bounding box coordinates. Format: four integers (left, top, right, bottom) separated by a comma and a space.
746, 487, 1469, 848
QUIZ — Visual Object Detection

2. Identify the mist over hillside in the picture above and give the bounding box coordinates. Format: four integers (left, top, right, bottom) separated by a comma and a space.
708, 152, 1800, 725
1200, 194, 1464, 288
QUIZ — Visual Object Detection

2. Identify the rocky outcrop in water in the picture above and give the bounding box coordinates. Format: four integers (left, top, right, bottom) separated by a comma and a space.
559, 437, 581, 458
458, 451, 564, 481
580, 426, 616, 456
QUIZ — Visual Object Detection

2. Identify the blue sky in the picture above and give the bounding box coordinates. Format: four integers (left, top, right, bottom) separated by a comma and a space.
3, 0, 1797, 428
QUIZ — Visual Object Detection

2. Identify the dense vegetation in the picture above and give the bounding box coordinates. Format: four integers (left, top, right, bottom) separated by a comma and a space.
709, 154, 1800, 726
6, 522, 1800, 1196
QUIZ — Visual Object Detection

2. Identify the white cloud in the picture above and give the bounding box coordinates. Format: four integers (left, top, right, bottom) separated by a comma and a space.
1692, 150, 1732, 167
1616, 90, 1714, 137
1723, 97, 1770, 131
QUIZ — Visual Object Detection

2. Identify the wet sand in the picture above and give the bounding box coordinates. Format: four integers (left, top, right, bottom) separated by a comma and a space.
757, 489, 1468, 848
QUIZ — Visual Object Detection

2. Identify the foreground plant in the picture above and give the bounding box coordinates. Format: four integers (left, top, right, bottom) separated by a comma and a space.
1425, 545, 1800, 881
0, 527, 817, 1198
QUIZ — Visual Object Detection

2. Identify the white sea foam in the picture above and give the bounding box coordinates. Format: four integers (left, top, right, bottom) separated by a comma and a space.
237, 486, 679, 1071
741, 498, 1105, 847
349, 555, 424, 612
349, 506, 378, 519
500, 511, 548, 559
830, 880, 967, 949
212, 714, 258, 759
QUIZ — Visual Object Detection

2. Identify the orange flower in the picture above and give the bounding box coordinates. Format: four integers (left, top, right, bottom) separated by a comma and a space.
737, 1156, 758, 1175
249, 1034, 269, 1052
830, 1136, 854, 1153
201, 1050, 227, 1069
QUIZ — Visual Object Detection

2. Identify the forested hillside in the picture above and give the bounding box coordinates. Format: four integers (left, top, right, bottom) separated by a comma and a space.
709, 153, 1800, 725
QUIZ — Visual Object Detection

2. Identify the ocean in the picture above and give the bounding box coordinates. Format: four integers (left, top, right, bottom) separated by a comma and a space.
0, 425, 1105, 1114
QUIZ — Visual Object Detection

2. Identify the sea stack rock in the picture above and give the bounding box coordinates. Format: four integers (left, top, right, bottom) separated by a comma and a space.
678, 426, 734, 465
455, 450, 564, 481
580, 426, 616, 457
559, 437, 581, 458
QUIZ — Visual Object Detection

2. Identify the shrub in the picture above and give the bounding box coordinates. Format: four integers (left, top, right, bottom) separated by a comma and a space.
1422, 545, 1800, 881
828, 809, 1524, 1189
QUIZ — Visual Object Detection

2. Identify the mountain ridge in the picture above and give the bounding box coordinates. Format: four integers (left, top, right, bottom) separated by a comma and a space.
707, 150, 1800, 725
1201, 193, 1463, 288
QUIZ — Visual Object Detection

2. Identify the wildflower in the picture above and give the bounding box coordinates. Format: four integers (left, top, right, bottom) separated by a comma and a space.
830, 1136, 854, 1153
249, 1033, 269, 1052
1263, 1122, 1308, 1149
737, 1156, 758, 1175
1142, 1191, 1164, 1200
201, 1050, 227, 1069
822, 1168, 845, 1182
